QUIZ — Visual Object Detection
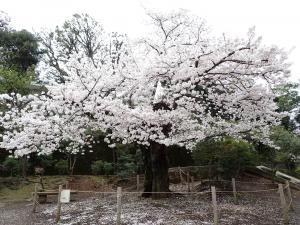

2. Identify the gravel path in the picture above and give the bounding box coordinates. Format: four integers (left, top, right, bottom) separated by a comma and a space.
0, 201, 39, 225
291, 190, 300, 224
1, 193, 298, 225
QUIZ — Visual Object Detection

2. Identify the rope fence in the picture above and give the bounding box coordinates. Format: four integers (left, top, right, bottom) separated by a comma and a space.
30, 175, 297, 225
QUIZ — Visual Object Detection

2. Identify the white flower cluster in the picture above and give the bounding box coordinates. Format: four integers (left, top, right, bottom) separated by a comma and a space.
0, 11, 290, 157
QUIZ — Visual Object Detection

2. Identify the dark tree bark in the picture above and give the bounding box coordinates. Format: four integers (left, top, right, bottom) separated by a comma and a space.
141, 142, 170, 198
150, 141, 170, 198
140, 101, 172, 198
141, 146, 153, 198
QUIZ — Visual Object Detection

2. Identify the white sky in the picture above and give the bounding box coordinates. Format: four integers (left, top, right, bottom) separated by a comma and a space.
1, 0, 300, 82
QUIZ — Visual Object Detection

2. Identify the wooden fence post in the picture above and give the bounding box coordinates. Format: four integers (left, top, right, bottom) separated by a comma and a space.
187, 172, 190, 192
55, 185, 62, 223
32, 183, 38, 213
232, 178, 237, 204
179, 167, 184, 184
278, 184, 288, 224
211, 186, 219, 225
191, 176, 195, 191
116, 187, 122, 225
285, 181, 294, 211
136, 175, 140, 192
65, 181, 69, 189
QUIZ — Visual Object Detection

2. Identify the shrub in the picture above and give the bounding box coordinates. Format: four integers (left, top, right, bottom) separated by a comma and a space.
117, 154, 136, 178
54, 160, 69, 175
91, 160, 104, 175
103, 162, 113, 175
193, 137, 258, 179
295, 165, 300, 174
3, 157, 20, 176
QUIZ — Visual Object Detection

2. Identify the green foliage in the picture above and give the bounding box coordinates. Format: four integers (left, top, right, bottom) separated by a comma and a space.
0, 67, 34, 95
35, 155, 56, 174
134, 148, 144, 174
295, 165, 300, 174
0, 29, 40, 71
117, 152, 136, 178
275, 83, 300, 113
271, 127, 300, 153
54, 160, 69, 175
91, 160, 113, 175
91, 160, 104, 175
3, 157, 20, 176
103, 162, 113, 175
274, 83, 300, 130
39, 155, 55, 168
193, 137, 258, 178
271, 126, 300, 170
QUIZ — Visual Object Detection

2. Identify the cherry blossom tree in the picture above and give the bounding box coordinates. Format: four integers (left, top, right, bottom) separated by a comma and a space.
0, 10, 291, 197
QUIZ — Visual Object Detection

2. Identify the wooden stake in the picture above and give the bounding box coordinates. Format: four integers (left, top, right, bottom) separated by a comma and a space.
179, 167, 184, 184
32, 183, 38, 213
55, 185, 62, 223
65, 181, 69, 189
187, 172, 190, 192
211, 186, 219, 225
285, 181, 294, 211
191, 176, 195, 191
116, 187, 122, 225
136, 175, 140, 192
232, 178, 237, 204
278, 184, 288, 224
101, 178, 104, 188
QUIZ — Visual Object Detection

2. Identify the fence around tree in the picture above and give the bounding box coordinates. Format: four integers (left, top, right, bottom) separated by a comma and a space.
31, 167, 298, 225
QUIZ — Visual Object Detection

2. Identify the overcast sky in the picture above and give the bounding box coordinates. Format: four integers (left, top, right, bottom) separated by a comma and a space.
1, 0, 299, 81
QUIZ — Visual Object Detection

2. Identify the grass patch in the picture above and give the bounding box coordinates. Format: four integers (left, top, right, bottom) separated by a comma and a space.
0, 175, 110, 202
0, 176, 69, 202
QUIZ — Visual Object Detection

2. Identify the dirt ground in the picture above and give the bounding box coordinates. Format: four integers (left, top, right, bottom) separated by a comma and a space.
1, 187, 299, 225
290, 190, 300, 224
1, 175, 300, 225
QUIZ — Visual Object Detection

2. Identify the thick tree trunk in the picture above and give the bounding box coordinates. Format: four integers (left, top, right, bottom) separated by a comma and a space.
141, 146, 153, 198
150, 142, 170, 198
142, 142, 170, 198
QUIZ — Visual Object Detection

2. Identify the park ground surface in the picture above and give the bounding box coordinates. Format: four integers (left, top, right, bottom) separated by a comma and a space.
0, 175, 300, 225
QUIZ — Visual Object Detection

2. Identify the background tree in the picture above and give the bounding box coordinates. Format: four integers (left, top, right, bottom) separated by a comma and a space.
0, 12, 41, 177
275, 83, 300, 130
0, 30, 39, 72
193, 137, 258, 178
271, 126, 300, 170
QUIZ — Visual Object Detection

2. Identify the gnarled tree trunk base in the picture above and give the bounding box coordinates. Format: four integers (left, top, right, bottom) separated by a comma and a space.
141, 142, 170, 199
